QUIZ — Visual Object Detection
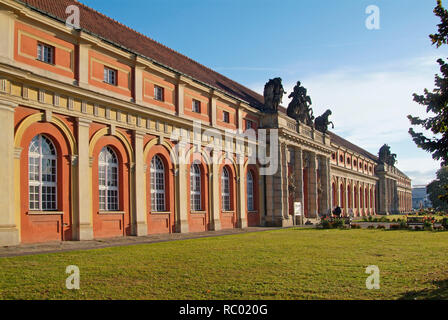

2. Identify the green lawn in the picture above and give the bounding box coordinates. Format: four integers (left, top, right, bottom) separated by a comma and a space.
1, 228, 447, 300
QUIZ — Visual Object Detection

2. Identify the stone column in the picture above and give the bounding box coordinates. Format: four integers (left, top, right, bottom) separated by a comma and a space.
76, 118, 93, 240
318, 155, 331, 216
177, 82, 185, 116
236, 155, 247, 228
308, 152, 318, 218
0, 10, 16, 65
0, 99, 19, 246
209, 152, 221, 231
175, 162, 189, 233
133, 130, 147, 236
77, 40, 91, 89
294, 148, 304, 224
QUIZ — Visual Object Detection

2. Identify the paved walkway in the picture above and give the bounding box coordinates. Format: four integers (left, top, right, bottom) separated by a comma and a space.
0, 227, 291, 258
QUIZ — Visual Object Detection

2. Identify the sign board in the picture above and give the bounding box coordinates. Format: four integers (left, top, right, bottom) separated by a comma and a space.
294, 202, 302, 216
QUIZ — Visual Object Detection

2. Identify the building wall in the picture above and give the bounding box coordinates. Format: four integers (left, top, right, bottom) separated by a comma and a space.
0, 0, 412, 245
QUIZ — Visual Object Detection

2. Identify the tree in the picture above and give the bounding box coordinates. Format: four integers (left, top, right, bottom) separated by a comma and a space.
408, 0, 448, 167
427, 167, 448, 211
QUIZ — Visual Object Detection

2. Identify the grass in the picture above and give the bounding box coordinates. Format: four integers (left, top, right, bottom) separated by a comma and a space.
0, 228, 448, 300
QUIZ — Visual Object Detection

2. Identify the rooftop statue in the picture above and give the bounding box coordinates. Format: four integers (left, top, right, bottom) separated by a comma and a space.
286, 81, 314, 126
378, 144, 397, 166
314, 109, 334, 133
263, 77, 285, 113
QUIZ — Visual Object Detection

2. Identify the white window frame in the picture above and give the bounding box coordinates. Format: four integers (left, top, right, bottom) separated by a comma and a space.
223, 111, 230, 123
247, 171, 255, 211
28, 135, 57, 211
104, 66, 117, 85
190, 164, 202, 211
221, 167, 231, 211
37, 43, 54, 64
192, 99, 201, 113
99, 146, 119, 211
150, 155, 166, 212
154, 85, 164, 101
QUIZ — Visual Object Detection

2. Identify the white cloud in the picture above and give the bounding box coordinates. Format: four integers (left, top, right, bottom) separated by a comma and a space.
249, 55, 443, 185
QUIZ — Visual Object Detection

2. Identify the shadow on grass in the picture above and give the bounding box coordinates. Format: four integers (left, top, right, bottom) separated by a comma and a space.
399, 279, 448, 300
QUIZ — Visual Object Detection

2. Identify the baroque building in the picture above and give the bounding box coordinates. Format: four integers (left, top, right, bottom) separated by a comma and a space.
0, 0, 412, 245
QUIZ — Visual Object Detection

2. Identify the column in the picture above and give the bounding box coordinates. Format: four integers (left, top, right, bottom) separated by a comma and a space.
318, 155, 331, 215
175, 162, 189, 233
177, 82, 185, 116
0, 10, 16, 65
0, 99, 19, 245
77, 40, 91, 89
308, 152, 318, 218
134, 64, 145, 105
76, 118, 93, 240
294, 148, 304, 224
133, 130, 147, 236
209, 152, 221, 231
237, 155, 247, 228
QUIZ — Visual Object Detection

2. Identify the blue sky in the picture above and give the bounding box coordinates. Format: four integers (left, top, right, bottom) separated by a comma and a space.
81, 0, 447, 185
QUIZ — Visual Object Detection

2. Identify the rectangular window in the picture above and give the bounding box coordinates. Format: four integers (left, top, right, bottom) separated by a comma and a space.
223, 111, 230, 123
246, 120, 253, 130
154, 85, 164, 101
37, 43, 54, 64
192, 99, 201, 113
104, 67, 117, 85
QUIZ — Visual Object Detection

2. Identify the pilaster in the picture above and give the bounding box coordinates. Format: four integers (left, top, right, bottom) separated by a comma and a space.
133, 130, 147, 236
0, 99, 19, 246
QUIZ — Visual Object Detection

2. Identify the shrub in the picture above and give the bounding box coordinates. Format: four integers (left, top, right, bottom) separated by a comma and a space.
376, 225, 386, 229
390, 224, 400, 230
321, 219, 331, 229
399, 221, 407, 229
351, 224, 361, 229
442, 218, 448, 229
367, 225, 375, 229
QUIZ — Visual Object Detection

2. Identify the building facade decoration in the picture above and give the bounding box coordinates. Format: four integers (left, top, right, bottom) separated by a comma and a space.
0, 0, 412, 246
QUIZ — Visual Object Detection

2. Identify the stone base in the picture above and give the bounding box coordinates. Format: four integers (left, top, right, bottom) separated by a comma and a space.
265, 217, 293, 227
210, 220, 221, 231
136, 222, 148, 236
0, 226, 19, 246
238, 218, 247, 229
78, 224, 94, 241
176, 219, 189, 233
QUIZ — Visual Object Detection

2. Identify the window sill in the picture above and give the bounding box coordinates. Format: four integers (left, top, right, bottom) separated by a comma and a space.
149, 211, 170, 215
248, 211, 258, 214
222, 211, 235, 214
191, 211, 206, 214
98, 211, 125, 215
36, 59, 55, 66
27, 211, 63, 215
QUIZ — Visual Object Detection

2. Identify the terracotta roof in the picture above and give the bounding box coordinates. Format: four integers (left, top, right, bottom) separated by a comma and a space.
16, 0, 265, 109
328, 131, 379, 162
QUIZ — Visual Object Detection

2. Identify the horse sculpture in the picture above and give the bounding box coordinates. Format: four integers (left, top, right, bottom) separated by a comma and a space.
314, 109, 334, 133
286, 81, 314, 126
263, 77, 285, 113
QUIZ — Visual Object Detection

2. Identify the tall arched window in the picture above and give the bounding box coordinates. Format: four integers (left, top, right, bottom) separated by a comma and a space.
150, 155, 165, 212
98, 146, 119, 211
221, 167, 231, 211
247, 171, 255, 211
28, 135, 57, 211
190, 164, 202, 211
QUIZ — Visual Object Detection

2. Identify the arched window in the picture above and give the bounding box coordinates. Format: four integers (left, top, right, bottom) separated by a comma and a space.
150, 155, 165, 212
98, 146, 119, 211
247, 171, 255, 211
221, 167, 231, 211
190, 164, 202, 211
28, 135, 57, 211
